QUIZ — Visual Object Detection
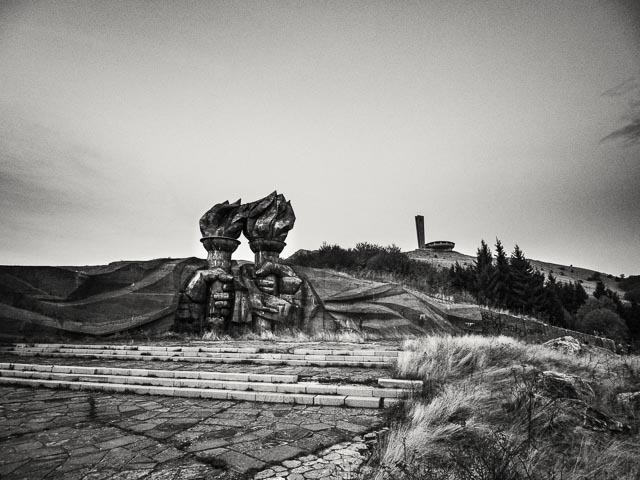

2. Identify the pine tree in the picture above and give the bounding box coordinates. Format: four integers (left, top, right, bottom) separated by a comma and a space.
474, 240, 494, 305
451, 262, 473, 291
528, 269, 547, 314
508, 244, 535, 313
594, 281, 606, 299
490, 238, 511, 308
557, 281, 586, 314
543, 273, 566, 325
571, 282, 588, 312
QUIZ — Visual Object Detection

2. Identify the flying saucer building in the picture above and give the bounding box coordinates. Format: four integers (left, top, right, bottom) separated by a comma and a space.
415, 215, 455, 251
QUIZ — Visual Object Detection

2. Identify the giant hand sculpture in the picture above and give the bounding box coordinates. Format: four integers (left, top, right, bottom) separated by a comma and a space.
186, 192, 304, 334
254, 261, 303, 297
237, 192, 302, 331
197, 200, 243, 331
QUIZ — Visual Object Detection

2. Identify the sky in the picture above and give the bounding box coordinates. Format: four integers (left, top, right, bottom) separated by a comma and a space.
1, 0, 639, 275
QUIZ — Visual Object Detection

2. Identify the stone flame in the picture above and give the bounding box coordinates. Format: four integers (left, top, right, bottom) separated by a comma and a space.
199, 199, 244, 238
242, 191, 295, 242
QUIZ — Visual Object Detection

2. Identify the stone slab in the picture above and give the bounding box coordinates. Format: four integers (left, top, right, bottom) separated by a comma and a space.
345, 396, 381, 408
336, 386, 373, 396
313, 395, 346, 407
383, 397, 403, 407
304, 384, 338, 395
378, 378, 423, 389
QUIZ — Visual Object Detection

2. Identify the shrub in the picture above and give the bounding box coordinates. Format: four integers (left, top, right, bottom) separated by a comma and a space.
623, 288, 640, 304
291, 242, 453, 295
577, 308, 629, 342
587, 271, 602, 281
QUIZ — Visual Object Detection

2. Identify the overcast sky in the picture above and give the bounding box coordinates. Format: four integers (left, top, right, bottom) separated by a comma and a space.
1, 1, 639, 275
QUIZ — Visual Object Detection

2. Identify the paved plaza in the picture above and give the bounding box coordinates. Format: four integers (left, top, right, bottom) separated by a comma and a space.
0, 342, 398, 479
0, 386, 383, 479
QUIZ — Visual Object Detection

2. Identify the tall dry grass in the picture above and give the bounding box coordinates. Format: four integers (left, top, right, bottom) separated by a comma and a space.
374, 334, 640, 480
377, 383, 485, 474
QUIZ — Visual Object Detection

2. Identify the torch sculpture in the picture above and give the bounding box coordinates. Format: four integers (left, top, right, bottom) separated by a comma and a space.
199, 199, 244, 330
240, 191, 297, 331
242, 191, 296, 295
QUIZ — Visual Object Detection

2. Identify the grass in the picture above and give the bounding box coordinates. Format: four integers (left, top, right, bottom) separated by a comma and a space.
199, 327, 376, 343
373, 334, 640, 480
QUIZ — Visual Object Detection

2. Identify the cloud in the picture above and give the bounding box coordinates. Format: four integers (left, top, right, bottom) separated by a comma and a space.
0, 104, 120, 231
601, 74, 640, 144
600, 117, 640, 144
602, 76, 639, 97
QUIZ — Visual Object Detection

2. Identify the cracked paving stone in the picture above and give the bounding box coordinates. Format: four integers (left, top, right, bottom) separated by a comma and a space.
217, 449, 266, 472
0, 345, 386, 479
252, 445, 303, 463
186, 438, 229, 452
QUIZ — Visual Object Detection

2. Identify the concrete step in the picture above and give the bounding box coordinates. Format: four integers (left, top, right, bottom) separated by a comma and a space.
0, 369, 410, 398
4, 343, 260, 353
0, 363, 416, 408
378, 378, 424, 389
292, 348, 399, 357
0, 363, 298, 383
0, 347, 394, 367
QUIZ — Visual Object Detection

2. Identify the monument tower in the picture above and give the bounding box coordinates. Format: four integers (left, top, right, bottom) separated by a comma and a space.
415, 215, 425, 249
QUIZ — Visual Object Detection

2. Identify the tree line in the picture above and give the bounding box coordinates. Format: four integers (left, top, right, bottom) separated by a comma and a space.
451, 239, 640, 347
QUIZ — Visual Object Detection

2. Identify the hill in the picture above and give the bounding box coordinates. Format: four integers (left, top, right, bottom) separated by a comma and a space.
407, 248, 626, 298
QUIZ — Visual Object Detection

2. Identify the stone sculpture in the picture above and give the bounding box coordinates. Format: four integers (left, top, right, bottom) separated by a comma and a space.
183, 192, 313, 334
176, 192, 459, 337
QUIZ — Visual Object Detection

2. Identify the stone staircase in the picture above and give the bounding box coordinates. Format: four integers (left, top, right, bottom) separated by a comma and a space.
0, 344, 397, 367
0, 343, 423, 409
0, 362, 422, 409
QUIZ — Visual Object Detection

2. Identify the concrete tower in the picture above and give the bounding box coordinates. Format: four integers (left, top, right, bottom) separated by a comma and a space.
415, 215, 425, 249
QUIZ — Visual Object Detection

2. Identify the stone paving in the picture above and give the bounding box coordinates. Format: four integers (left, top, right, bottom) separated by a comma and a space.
250, 430, 386, 480
0, 386, 383, 479
0, 342, 400, 478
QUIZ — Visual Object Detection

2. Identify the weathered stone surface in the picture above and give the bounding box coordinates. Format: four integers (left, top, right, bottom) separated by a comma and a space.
345, 396, 381, 409
0, 258, 207, 338
250, 430, 385, 480
537, 370, 595, 401
242, 192, 295, 243
543, 336, 583, 355
217, 450, 266, 473
291, 266, 458, 336
0, 374, 385, 479
252, 445, 303, 463
199, 199, 245, 239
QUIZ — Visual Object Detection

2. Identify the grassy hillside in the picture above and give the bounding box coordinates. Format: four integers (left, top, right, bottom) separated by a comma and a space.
371, 334, 640, 479
408, 249, 626, 297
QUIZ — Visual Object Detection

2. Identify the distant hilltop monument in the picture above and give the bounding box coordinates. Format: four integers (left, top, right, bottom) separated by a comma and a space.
415, 215, 455, 251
